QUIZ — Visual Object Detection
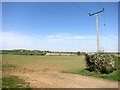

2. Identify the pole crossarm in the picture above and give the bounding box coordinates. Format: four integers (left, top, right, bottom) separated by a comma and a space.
89, 8, 104, 16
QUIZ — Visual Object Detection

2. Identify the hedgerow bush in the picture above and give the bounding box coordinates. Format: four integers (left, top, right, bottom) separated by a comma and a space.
85, 53, 116, 74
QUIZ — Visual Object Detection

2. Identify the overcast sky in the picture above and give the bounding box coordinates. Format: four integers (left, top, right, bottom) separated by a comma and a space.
2, 2, 118, 52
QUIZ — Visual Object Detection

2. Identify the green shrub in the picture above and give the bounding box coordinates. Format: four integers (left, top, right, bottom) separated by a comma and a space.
85, 53, 116, 74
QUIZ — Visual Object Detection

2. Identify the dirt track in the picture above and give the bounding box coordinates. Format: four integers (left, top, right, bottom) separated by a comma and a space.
5, 65, 118, 88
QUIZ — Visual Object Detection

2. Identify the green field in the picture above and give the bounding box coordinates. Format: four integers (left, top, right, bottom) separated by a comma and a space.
2, 55, 86, 71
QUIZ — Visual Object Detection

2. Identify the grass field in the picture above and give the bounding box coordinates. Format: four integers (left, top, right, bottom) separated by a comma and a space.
2, 55, 86, 71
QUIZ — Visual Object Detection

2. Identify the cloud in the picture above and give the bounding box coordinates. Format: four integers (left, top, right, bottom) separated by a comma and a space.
46, 34, 96, 40
0, 31, 118, 52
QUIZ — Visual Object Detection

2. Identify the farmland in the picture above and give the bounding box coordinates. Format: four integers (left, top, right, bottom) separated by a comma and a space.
2, 54, 118, 88
2, 55, 85, 70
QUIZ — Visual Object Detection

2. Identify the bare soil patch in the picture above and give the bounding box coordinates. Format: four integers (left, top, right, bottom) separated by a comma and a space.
3, 65, 118, 88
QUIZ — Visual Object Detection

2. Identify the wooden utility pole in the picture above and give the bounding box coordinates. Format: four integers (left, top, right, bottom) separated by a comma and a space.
89, 8, 104, 52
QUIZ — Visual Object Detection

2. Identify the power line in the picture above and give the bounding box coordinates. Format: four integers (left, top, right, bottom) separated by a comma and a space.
72, 2, 90, 14
96, 2, 103, 9
71, 2, 106, 52
71, 2, 95, 23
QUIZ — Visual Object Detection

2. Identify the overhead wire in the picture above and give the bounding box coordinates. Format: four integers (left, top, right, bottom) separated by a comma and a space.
72, 2, 107, 31
72, 2, 107, 51
72, 2, 106, 30
96, 2, 103, 8
71, 2, 95, 23
72, 2, 90, 14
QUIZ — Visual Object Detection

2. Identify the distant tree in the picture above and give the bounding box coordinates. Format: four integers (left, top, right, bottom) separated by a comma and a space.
77, 51, 81, 56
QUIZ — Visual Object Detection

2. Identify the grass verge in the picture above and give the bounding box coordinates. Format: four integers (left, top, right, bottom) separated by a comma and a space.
64, 69, 120, 81
2, 76, 31, 89
2, 63, 31, 89
64, 54, 120, 81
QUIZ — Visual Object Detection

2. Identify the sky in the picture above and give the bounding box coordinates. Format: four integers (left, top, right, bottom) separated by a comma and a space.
1, 2, 118, 52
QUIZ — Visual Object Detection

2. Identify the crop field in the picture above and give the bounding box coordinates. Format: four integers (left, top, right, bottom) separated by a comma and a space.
2, 55, 86, 71
2, 55, 118, 88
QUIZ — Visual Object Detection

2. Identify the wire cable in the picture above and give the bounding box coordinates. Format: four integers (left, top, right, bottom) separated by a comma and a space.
96, 2, 103, 9
71, 2, 95, 23
72, 2, 90, 14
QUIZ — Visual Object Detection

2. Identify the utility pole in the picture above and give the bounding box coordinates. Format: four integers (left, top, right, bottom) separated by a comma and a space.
89, 8, 104, 52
